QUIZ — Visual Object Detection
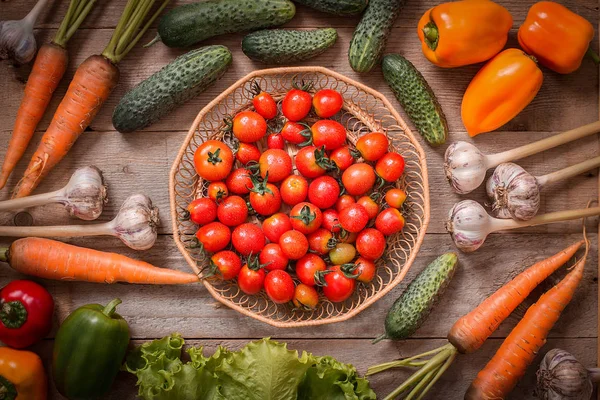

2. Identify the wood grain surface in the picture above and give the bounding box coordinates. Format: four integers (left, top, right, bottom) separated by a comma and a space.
0, 0, 598, 399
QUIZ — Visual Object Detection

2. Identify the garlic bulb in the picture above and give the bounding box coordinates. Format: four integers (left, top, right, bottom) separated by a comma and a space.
0, 0, 48, 64
107, 194, 160, 251
486, 163, 540, 220
536, 349, 593, 400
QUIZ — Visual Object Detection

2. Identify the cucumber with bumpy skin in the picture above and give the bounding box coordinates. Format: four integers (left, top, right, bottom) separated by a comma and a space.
382, 54, 448, 146
293, 0, 367, 15
242, 28, 338, 64
348, 0, 405, 73
155, 0, 296, 48
374, 253, 458, 342
112, 46, 232, 133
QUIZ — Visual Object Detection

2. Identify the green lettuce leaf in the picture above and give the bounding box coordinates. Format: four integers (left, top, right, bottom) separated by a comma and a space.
125, 335, 376, 400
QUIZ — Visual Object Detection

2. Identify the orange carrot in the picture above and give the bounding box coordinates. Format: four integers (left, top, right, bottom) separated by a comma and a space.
0, 0, 96, 189
13, 0, 170, 198
1, 237, 198, 285
448, 240, 584, 354
465, 249, 587, 399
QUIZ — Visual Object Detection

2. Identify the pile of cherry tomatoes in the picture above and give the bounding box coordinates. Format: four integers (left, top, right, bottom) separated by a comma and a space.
187, 83, 407, 309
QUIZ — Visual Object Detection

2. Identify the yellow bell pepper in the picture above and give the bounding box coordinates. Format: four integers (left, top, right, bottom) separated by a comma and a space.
518, 1, 598, 74
417, 0, 513, 68
461, 49, 543, 137
0, 347, 47, 400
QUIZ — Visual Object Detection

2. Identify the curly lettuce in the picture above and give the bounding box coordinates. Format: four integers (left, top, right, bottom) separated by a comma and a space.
124, 334, 376, 400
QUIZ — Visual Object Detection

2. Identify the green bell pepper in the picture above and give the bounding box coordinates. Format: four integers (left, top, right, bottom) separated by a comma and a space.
52, 298, 130, 400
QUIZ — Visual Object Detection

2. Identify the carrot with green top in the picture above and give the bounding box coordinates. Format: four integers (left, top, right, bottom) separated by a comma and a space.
0, 0, 97, 189
1, 237, 198, 285
13, 0, 170, 198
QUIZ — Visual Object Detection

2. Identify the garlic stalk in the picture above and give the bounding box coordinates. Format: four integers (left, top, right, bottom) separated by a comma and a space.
0, 166, 106, 220
446, 199, 600, 252
536, 348, 599, 400
0, 0, 49, 64
0, 194, 159, 250
444, 121, 600, 194
487, 156, 600, 221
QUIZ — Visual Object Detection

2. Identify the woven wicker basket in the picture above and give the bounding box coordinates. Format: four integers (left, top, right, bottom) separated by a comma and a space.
170, 67, 430, 327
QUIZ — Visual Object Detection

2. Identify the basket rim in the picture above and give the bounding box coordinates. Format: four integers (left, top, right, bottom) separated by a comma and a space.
169, 66, 431, 328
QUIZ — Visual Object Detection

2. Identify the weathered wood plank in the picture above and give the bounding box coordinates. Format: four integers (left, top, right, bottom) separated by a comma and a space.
0, 130, 595, 235
1, 233, 595, 340
29, 337, 597, 400
1, 25, 598, 134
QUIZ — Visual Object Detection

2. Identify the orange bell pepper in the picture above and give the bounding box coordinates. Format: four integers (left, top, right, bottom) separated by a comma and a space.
0, 347, 47, 400
417, 0, 513, 68
461, 49, 543, 137
518, 1, 598, 74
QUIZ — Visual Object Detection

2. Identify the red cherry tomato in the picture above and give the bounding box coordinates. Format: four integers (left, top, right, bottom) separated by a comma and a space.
335, 195, 355, 213
249, 181, 282, 216
330, 146, 355, 171
196, 222, 231, 253
338, 204, 369, 232
279, 230, 309, 260
0, 280, 54, 348
312, 89, 343, 118
253, 90, 277, 119
264, 270, 295, 303
321, 209, 341, 233
267, 133, 285, 149
280, 121, 308, 144
375, 208, 405, 236
232, 223, 266, 256
187, 198, 217, 225
342, 163, 376, 196
259, 243, 289, 271
280, 175, 309, 206
295, 254, 327, 286
237, 264, 266, 295
232, 110, 267, 143
293, 283, 319, 309
262, 212, 292, 243
295, 146, 328, 178
353, 257, 376, 283
356, 228, 386, 260
217, 195, 248, 227
355, 132, 389, 161
194, 140, 234, 182
207, 182, 229, 203
322, 266, 356, 303
236, 143, 261, 165
385, 188, 407, 209
226, 168, 253, 195
259, 149, 293, 183
376, 152, 405, 182
289, 202, 323, 235
310, 120, 347, 151
209, 251, 242, 280
308, 176, 340, 209
357, 196, 379, 219
308, 228, 334, 255
282, 88, 312, 121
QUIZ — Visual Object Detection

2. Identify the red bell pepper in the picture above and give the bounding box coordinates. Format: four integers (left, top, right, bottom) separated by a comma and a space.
0, 280, 54, 348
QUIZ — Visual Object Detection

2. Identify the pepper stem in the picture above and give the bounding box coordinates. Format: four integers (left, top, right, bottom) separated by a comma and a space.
102, 298, 122, 317
422, 22, 439, 51
0, 248, 8, 263
0, 375, 17, 400
0, 301, 27, 329
586, 47, 600, 65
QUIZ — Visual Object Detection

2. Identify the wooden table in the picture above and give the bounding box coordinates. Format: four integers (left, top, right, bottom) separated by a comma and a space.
1, 0, 599, 398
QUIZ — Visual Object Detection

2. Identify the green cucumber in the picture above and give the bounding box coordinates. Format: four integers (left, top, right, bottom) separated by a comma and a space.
348, 0, 405, 73
155, 0, 296, 48
242, 28, 337, 64
292, 0, 367, 15
112, 45, 232, 133
374, 253, 458, 343
382, 54, 448, 146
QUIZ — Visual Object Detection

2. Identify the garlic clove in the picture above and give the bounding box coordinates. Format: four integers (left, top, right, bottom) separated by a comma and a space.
486, 163, 540, 221
444, 141, 487, 195
446, 200, 489, 253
